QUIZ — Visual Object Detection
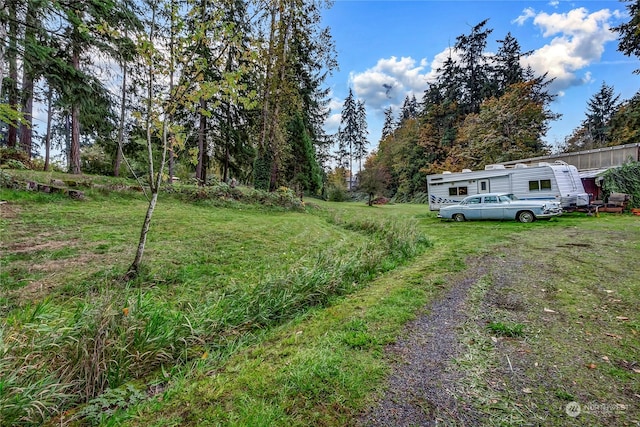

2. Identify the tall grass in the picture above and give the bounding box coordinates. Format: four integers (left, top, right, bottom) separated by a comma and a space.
0, 209, 430, 425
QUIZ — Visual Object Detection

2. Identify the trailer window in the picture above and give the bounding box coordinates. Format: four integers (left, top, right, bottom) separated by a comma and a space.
529, 179, 552, 191
449, 186, 468, 196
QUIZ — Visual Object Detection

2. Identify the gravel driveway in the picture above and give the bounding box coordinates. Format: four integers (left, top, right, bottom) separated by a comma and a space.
358, 260, 485, 426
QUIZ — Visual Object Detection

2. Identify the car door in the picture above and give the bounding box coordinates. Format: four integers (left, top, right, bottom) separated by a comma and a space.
463, 196, 484, 220
481, 195, 504, 219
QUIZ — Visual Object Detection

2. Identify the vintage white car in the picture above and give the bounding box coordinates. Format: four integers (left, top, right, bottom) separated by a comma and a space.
437, 193, 563, 223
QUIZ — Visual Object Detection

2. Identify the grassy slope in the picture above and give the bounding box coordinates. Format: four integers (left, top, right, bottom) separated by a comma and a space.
1, 181, 638, 426
128, 207, 639, 427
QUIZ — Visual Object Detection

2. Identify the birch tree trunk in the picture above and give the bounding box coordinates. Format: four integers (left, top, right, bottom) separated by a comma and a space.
126, 0, 169, 279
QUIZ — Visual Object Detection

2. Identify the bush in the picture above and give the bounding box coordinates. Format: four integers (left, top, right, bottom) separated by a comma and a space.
81, 145, 113, 176
327, 184, 348, 202
0, 148, 32, 169
168, 182, 305, 210
601, 161, 640, 208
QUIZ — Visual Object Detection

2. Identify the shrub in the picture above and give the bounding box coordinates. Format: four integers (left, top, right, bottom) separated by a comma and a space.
601, 161, 640, 208
0, 148, 32, 169
81, 145, 113, 176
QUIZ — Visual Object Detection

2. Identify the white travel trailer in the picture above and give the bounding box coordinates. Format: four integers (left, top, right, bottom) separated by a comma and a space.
427, 161, 589, 211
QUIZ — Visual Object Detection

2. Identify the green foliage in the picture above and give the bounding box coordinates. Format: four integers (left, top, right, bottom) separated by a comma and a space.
326, 167, 349, 202
487, 321, 524, 337
253, 155, 271, 191
167, 182, 305, 210
363, 21, 556, 200
286, 112, 323, 195
601, 161, 640, 208
460, 81, 553, 166
614, 0, 640, 73
81, 145, 114, 176
0, 148, 32, 169
0, 103, 25, 128
77, 384, 147, 425
608, 90, 640, 145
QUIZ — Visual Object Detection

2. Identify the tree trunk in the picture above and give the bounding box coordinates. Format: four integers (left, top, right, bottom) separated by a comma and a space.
70, 104, 81, 174
126, 0, 168, 279
69, 47, 82, 174
44, 88, 53, 171
7, 0, 18, 148
19, 79, 33, 156
0, 12, 5, 83
114, 58, 127, 177
223, 144, 229, 183
19, 0, 36, 157
195, 97, 207, 185
168, 149, 174, 183
126, 191, 158, 278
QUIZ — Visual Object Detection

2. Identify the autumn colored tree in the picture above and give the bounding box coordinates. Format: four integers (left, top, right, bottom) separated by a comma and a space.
358, 151, 390, 206
458, 81, 552, 168
608, 90, 640, 145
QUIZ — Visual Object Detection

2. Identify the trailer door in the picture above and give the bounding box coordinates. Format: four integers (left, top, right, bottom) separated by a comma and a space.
478, 179, 490, 194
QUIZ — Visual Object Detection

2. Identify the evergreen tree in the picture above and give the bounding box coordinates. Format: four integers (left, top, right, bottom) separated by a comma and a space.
454, 19, 493, 114
494, 32, 528, 95
608, 90, 640, 145
614, 0, 640, 74
584, 82, 620, 147
337, 88, 358, 188
354, 99, 369, 175
399, 95, 418, 123
459, 81, 553, 167
381, 106, 395, 140
286, 111, 322, 195
255, 0, 336, 191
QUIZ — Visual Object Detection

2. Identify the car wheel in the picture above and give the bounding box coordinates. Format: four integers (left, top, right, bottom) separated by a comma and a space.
517, 210, 535, 223
453, 213, 466, 222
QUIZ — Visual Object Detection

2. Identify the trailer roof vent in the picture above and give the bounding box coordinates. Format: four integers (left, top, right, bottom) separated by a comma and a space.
442, 171, 452, 174
462, 169, 472, 173
485, 164, 506, 170
514, 163, 528, 168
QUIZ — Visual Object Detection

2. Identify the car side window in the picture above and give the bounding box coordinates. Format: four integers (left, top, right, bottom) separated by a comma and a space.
484, 196, 498, 204
467, 197, 481, 204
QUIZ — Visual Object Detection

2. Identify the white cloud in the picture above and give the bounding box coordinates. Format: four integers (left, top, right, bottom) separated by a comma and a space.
513, 7, 536, 26
349, 56, 430, 111
326, 51, 464, 135
325, 112, 341, 132
520, 7, 620, 93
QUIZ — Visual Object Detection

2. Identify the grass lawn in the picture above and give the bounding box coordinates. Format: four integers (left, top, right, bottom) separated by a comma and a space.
1, 177, 638, 426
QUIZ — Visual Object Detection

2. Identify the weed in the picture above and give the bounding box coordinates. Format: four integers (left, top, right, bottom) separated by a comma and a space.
487, 321, 525, 337
554, 390, 575, 401
76, 384, 147, 426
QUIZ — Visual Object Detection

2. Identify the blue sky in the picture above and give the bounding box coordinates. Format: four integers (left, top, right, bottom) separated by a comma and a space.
321, 0, 640, 154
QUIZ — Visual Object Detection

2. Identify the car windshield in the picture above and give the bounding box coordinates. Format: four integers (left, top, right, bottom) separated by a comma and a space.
505, 194, 519, 200
499, 195, 512, 202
